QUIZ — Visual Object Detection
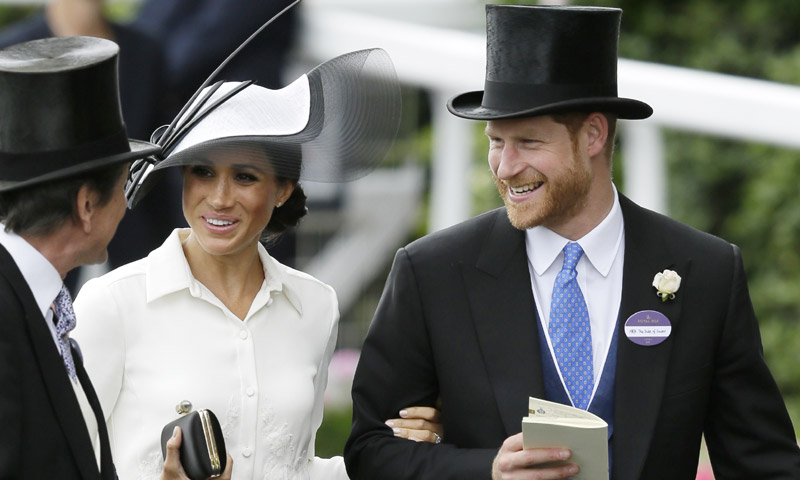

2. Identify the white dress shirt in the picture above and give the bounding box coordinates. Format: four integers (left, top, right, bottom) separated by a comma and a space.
525, 189, 625, 406
0, 223, 100, 466
73, 229, 347, 480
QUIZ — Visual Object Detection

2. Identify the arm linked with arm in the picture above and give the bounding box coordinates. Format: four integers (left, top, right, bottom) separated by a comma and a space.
344, 248, 496, 480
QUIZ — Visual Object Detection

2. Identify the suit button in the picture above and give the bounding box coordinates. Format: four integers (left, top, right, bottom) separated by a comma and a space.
242, 447, 252, 457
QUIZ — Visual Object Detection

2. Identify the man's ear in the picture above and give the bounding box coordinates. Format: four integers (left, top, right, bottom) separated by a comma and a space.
584, 112, 609, 158
74, 184, 98, 233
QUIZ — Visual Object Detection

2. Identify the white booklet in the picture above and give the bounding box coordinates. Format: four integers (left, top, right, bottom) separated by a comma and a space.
522, 397, 608, 479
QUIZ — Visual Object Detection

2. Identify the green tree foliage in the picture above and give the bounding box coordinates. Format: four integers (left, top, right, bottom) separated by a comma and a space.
0, 6, 35, 26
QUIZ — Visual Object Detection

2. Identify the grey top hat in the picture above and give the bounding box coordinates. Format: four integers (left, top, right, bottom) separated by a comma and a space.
0, 36, 160, 192
448, 5, 652, 120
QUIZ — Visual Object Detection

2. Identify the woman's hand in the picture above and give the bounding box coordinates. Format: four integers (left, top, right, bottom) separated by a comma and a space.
161, 426, 234, 480
385, 405, 443, 444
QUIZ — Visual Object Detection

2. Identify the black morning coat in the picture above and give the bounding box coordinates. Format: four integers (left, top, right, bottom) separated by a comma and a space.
0, 245, 115, 479
345, 194, 800, 480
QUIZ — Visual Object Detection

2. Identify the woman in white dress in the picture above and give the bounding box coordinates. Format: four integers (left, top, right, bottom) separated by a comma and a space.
72, 49, 441, 480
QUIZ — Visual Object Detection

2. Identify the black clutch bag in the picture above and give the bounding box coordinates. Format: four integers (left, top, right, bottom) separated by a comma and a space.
161, 409, 227, 480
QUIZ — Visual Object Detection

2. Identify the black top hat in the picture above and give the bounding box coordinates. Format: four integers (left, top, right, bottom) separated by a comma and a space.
448, 5, 652, 120
0, 36, 160, 192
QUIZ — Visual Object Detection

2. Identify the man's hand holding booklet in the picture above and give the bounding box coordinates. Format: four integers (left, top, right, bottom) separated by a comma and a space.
522, 397, 608, 479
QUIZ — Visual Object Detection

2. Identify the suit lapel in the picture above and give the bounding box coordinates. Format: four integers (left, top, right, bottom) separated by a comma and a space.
73, 342, 115, 480
0, 245, 99, 480
461, 209, 545, 437
613, 196, 690, 480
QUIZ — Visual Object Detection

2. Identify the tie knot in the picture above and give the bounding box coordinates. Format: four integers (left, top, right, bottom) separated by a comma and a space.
55, 283, 72, 309
53, 284, 76, 334
557, 243, 584, 283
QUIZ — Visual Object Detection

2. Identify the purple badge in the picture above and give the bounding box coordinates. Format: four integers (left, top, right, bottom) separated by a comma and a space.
624, 310, 671, 346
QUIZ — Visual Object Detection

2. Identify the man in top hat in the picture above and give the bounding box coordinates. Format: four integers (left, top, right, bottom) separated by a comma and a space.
0, 0, 187, 294
345, 5, 800, 480
0, 36, 159, 479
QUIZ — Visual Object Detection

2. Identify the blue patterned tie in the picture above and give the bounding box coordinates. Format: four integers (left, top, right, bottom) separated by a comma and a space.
549, 243, 594, 410
53, 284, 77, 381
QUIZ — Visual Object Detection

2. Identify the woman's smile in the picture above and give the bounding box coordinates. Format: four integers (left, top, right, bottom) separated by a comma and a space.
182, 160, 292, 259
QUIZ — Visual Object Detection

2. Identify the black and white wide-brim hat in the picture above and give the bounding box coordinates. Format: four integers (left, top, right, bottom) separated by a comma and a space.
126, 48, 401, 207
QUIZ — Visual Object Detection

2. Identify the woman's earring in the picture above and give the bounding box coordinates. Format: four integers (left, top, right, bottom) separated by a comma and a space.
276, 201, 283, 208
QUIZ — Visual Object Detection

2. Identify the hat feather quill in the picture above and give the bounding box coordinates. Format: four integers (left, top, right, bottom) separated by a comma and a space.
125, 0, 301, 207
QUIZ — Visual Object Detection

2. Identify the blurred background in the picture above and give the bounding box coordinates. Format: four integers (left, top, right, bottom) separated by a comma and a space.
2, 0, 800, 477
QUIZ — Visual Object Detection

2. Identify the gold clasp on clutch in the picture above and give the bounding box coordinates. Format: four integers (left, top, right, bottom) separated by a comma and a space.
176, 400, 192, 415
200, 409, 222, 475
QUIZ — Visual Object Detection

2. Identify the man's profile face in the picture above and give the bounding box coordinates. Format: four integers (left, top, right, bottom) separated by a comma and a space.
486, 115, 593, 231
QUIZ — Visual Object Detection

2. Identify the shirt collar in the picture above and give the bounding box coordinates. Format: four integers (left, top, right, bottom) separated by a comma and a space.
0, 223, 63, 318
526, 186, 624, 277
146, 228, 303, 315
257, 241, 304, 315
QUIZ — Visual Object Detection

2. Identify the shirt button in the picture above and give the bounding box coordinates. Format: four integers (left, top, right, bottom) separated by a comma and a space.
246, 386, 255, 396
239, 330, 248, 340
242, 447, 252, 458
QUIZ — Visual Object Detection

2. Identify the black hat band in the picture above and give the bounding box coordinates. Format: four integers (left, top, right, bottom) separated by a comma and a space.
481, 80, 619, 111
0, 127, 130, 181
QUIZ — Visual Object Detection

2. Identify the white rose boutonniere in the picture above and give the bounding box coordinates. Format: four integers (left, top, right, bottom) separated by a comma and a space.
653, 269, 681, 302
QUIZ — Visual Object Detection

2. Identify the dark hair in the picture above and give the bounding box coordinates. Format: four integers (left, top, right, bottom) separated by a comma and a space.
264, 182, 307, 236
0, 163, 126, 237
259, 143, 308, 242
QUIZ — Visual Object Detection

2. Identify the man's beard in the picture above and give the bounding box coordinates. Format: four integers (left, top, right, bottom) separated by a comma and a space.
494, 151, 593, 231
